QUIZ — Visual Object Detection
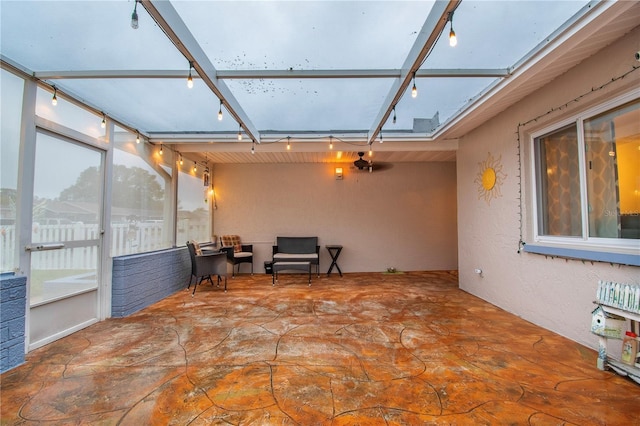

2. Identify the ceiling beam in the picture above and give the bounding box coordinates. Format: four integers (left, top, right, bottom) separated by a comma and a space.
367, 0, 462, 145
34, 68, 510, 80
142, 0, 260, 143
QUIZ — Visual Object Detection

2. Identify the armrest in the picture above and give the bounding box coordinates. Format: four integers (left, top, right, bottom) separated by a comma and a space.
221, 246, 234, 259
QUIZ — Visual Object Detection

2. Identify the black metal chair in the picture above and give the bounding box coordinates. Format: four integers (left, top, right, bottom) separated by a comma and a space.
220, 235, 253, 277
186, 241, 228, 295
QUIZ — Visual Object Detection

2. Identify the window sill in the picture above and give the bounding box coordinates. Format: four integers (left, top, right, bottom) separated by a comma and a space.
523, 244, 640, 266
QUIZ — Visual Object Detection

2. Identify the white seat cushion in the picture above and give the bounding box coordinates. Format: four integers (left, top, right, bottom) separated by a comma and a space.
273, 253, 317, 260
234, 252, 252, 258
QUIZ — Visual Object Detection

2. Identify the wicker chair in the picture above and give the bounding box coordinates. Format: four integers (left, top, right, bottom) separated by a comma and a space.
220, 235, 253, 277
186, 241, 228, 295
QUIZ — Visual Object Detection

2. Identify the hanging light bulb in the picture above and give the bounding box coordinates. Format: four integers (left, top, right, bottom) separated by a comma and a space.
135, 131, 140, 144
392, 106, 396, 124
193, 162, 197, 172
411, 73, 417, 98
159, 144, 163, 155
251, 142, 255, 154
448, 12, 457, 47
329, 136, 333, 150
187, 62, 194, 89
379, 132, 383, 144
101, 114, 106, 129
287, 136, 291, 150
179, 153, 183, 165
131, 0, 139, 29
51, 86, 58, 106
369, 147, 373, 157
218, 100, 223, 121
237, 125, 243, 141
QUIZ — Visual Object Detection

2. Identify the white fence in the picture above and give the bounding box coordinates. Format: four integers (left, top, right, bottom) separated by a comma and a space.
0, 222, 207, 271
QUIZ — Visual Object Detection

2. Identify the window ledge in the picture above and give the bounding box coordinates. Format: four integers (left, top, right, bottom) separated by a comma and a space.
523, 244, 640, 266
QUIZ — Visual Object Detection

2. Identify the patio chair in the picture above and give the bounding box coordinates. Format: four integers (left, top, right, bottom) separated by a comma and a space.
220, 235, 253, 277
186, 240, 228, 295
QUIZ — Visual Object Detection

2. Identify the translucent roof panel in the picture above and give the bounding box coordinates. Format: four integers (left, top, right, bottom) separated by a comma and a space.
423, 0, 591, 69
226, 78, 396, 132
174, 1, 436, 70
0, 0, 186, 71
0, 0, 595, 138
59, 78, 238, 133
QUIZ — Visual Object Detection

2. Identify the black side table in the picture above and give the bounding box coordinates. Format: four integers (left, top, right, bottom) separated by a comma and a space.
325, 245, 343, 277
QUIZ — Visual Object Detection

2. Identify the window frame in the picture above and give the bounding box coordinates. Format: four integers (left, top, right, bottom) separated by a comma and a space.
529, 89, 640, 257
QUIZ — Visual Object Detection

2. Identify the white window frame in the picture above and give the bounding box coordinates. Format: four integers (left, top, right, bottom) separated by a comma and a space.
529, 89, 640, 256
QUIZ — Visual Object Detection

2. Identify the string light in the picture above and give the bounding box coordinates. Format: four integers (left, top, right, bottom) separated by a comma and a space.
448, 11, 457, 47
329, 136, 333, 150
131, 0, 139, 29
287, 136, 291, 150
51, 86, 58, 106
237, 125, 243, 141
187, 61, 194, 89
159, 144, 163, 155
135, 131, 140, 144
218, 100, 223, 121
101, 113, 106, 129
411, 72, 417, 98
392, 106, 396, 124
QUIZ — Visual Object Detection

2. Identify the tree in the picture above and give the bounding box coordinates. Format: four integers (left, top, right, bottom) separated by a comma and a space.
59, 165, 164, 210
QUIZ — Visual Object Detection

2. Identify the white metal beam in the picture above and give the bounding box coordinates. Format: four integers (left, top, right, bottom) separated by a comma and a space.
34, 68, 509, 80
142, 0, 260, 143
367, 0, 462, 145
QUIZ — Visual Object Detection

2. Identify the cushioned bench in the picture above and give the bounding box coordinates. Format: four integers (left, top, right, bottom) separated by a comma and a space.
272, 236, 320, 283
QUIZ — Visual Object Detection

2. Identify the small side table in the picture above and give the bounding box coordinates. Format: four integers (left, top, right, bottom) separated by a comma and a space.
326, 245, 343, 277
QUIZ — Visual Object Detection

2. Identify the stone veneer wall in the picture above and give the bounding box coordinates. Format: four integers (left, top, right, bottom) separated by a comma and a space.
1, 273, 26, 373
112, 247, 192, 317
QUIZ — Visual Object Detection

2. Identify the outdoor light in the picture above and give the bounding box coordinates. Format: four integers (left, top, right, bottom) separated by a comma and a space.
237, 125, 243, 141
379, 131, 383, 144
369, 148, 373, 157
287, 136, 291, 150
218, 100, 223, 121
101, 114, 106, 128
392, 106, 396, 124
135, 131, 140, 144
251, 142, 255, 154
329, 136, 333, 150
159, 144, 163, 155
51, 86, 58, 106
131, 0, 139, 29
187, 62, 194, 89
193, 162, 197, 172
179, 153, 183, 165
411, 73, 417, 98
448, 11, 457, 47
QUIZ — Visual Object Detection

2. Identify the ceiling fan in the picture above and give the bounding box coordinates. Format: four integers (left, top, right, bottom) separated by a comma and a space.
352, 152, 392, 172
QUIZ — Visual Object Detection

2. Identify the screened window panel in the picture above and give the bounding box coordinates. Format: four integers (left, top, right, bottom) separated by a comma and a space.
535, 125, 582, 237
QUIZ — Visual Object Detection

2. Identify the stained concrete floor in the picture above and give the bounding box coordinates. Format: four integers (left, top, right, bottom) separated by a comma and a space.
2, 271, 640, 425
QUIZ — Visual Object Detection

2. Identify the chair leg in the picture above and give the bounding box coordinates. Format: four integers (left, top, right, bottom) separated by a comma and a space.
223, 276, 227, 292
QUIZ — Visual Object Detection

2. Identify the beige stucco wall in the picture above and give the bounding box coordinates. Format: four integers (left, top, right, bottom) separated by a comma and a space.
213, 161, 457, 273
457, 27, 640, 348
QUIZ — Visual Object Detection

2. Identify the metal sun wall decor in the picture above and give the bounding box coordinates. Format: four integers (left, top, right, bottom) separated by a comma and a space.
475, 152, 507, 205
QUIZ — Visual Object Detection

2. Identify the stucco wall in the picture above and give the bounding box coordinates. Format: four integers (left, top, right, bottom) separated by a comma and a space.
457, 27, 640, 348
213, 161, 457, 273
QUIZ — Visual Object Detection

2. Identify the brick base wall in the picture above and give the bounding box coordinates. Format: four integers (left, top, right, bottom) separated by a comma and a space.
1, 274, 26, 373
112, 247, 192, 317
